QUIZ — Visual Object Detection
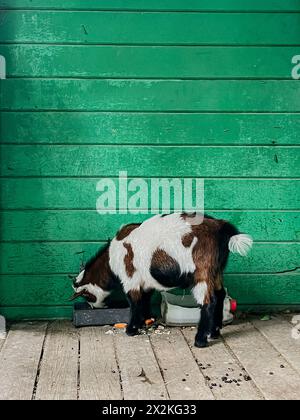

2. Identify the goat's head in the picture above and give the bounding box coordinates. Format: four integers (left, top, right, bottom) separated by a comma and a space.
69, 244, 111, 308
69, 270, 98, 306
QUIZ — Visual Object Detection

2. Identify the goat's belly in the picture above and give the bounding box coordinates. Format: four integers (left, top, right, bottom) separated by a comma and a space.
149, 265, 195, 290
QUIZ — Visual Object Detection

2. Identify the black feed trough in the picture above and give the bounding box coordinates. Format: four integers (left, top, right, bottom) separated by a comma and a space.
73, 302, 130, 328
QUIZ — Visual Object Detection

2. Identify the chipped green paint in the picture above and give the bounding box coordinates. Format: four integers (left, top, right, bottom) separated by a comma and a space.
0, 1, 299, 319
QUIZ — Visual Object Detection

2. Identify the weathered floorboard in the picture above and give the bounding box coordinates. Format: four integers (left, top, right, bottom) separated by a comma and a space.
182, 327, 263, 400
251, 315, 300, 376
114, 330, 168, 400
150, 328, 214, 400
79, 326, 122, 400
0, 322, 47, 400
223, 322, 300, 400
35, 321, 78, 400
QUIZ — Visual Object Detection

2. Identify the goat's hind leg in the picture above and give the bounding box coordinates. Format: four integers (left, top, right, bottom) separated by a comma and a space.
210, 287, 226, 339
192, 282, 216, 348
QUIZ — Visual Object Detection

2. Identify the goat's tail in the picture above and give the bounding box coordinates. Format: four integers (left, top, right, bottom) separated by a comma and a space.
221, 222, 253, 257
228, 233, 253, 256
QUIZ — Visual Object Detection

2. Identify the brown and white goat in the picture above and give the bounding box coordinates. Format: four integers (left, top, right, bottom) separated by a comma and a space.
71, 213, 252, 347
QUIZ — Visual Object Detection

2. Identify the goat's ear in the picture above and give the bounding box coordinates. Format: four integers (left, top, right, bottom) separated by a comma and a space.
69, 290, 85, 301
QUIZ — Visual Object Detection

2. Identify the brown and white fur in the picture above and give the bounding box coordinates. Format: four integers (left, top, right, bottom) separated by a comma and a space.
71, 213, 252, 347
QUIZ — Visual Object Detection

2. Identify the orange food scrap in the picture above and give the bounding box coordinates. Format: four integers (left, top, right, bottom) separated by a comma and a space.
145, 318, 155, 326
114, 323, 127, 329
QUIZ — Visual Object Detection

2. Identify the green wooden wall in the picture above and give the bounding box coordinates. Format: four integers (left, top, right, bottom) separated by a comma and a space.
0, 1, 299, 320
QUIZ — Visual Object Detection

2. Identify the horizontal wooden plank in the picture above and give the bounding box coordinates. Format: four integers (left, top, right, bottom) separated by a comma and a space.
1, 211, 299, 242
0, 306, 72, 320
0, 242, 298, 275
226, 274, 300, 305
1, 45, 299, 79
0, 273, 299, 308
2, 80, 300, 111
2, 112, 300, 145
1, 0, 300, 12
1, 179, 299, 210
1, 145, 299, 177
1, 12, 300, 45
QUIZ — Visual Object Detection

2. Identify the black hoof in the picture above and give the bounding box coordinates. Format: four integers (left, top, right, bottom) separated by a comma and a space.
194, 339, 208, 348
126, 327, 139, 336
210, 329, 221, 340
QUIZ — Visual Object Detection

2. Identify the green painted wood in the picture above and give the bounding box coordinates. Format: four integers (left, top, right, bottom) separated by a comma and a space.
226, 274, 300, 305
1, 45, 299, 78
0, 306, 73, 320
1, 274, 299, 307
3, 304, 300, 321
2, 112, 300, 145
2, 80, 300, 114
1, 211, 299, 242
1, 5, 299, 318
0, 242, 299, 275
1, 12, 300, 45
1, 0, 300, 12
2, 80, 300, 111
1, 179, 299, 210
1, 145, 298, 177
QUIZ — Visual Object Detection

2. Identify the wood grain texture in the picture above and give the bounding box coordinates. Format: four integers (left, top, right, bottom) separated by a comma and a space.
79, 327, 122, 400
114, 331, 168, 400
251, 316, 300, 376
0, 322, 47, 400
182, 327, 263, 400
1, 112, 300, 145
1, 179, 299, 210
1, 45, 299, 79
1, 145, 299, 177
150, 328, 214, 399
35, 320, 78, 400
1, 0, 300, 12
1, 4, 299, 319
0, 306, 73, 320
1, 11, 300, 45
2, 79, 300, 111
1, 274, 299, 308
223, 322, 300, 400
1, 210, 298, 241
0, 242, 299, 275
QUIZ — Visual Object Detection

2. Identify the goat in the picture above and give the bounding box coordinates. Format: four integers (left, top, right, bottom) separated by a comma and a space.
70, 212, 252, 347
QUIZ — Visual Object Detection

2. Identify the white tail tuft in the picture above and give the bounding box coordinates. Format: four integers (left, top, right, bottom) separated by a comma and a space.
228, 234, 253, 256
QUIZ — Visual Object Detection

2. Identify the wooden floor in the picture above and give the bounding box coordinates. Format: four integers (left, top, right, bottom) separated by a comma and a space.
0, 315, 299, 400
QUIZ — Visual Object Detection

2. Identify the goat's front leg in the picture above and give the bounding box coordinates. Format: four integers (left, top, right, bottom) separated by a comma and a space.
141, 289, 154, 321
126, 289, 144, 336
